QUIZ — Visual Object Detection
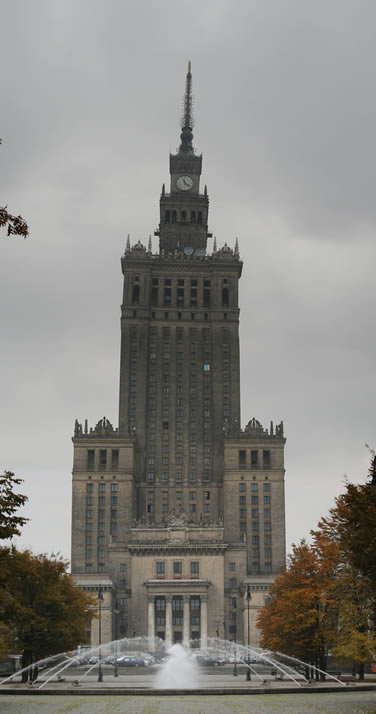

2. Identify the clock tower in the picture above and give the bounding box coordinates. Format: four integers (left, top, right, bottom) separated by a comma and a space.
157, 62, 210, 255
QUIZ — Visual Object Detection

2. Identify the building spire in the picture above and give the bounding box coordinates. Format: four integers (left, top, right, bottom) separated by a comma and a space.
179, 61, 194, 154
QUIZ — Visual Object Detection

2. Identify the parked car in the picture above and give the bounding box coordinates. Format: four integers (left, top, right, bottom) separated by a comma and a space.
117, 656, 142, 667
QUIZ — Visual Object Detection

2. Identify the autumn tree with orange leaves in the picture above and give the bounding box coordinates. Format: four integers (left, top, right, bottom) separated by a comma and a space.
258, 455, 376, 680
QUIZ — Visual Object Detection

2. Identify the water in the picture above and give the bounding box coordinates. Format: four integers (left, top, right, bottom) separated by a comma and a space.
155, 643, 198, 689
0, 636, 347, 689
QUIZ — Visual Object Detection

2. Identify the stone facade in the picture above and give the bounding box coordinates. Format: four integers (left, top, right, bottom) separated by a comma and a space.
71, 65, 286, 649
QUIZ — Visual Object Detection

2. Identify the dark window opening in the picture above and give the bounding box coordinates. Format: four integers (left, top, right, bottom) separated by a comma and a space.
132, 284, 140, 304
165, 210, 170, 224
151, 278, 159, 306
251, 450, 258, 466
99, 450, 107, 470
171, 210, 177, 224
87, 450, 95, 470
239, 450, 246, 468
263, 450, 271, 467
197, 211, 203, 225
111, 450, 119, 470
222, 287, 229, 307
191, 211, 196, 223
181, 210, 186, 222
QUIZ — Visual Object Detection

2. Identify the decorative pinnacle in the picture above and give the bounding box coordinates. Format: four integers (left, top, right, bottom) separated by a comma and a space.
179, 61, 194, 154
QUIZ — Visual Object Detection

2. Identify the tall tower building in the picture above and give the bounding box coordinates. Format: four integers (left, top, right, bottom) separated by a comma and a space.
71, 64, 286, 649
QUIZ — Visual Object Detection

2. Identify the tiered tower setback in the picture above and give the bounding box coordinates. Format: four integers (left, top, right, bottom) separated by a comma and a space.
71, 64, 286, 649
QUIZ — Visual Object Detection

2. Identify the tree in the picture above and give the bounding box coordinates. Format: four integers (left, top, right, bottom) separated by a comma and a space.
317, 455, 376, 588
257, 538, 340, 676
0, 139, 29, 237
0, 470, 28, 540
0, 547, 94, 678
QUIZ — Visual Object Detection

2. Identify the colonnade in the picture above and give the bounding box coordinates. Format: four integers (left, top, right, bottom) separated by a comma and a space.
147, 593, 208, 648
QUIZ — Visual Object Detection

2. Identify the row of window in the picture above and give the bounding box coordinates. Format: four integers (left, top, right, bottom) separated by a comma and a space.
239, 450, 271, 468
87, 450, 119, 470
164, 210, 203, 224
239, 482, 270, 491
155, 561, 199, 576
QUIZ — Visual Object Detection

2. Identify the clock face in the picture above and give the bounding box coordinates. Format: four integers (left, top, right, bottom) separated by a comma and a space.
177, 175, 193, 191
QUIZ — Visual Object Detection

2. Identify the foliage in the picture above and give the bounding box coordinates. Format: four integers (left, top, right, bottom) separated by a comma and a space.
317, 456, 376, 588
258, 459, 376, 679
0, 139, 29, 237
0, 471, 28, 540
257, 538, 339, 674
0, 547, 94, 671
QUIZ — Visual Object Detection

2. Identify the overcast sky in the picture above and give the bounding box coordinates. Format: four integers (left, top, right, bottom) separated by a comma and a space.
1, 0, 375, 563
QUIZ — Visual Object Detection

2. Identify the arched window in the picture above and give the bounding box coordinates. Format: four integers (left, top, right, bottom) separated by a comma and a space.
181, 211, 186, 222
191, 211, 196, 223
197, 211, 203, 225
172, 210, 177, 224
165, 210, 170, 224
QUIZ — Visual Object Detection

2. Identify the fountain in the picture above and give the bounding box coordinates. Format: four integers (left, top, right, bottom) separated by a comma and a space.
155, 643, 198, 689
0, 636, 356, 693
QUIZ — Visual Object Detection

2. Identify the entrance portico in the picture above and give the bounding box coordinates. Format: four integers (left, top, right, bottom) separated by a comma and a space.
145, 581, 209, 648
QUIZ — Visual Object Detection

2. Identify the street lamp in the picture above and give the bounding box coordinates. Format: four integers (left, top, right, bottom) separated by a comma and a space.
98, 585, 103, 683
233, 623, 238, 677
113, 603, 119, 678
246, 584, 251, 682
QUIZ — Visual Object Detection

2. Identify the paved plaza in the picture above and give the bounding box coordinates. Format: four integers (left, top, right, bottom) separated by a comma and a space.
1, 693, 376, 714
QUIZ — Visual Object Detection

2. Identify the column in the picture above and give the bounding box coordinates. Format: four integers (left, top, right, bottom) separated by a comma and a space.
147, 595, 155, 649
200, 595, 208, 649
165, 596, 172, 648
183, 595, 190, 647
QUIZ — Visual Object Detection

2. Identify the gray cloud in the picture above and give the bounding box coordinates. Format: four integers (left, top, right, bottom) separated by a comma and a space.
1, 0, 375, 559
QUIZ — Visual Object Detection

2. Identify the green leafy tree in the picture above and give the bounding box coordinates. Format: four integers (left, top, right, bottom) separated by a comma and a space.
0, 470, 28, 540
0, 547, 94, 678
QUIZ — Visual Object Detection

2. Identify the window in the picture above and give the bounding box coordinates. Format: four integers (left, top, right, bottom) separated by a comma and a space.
99, 482, 105, 493
111, 483, 118, 492
264, 522, 272, 531
86, 563, 93, 573
151, 278, 159, 305
190, 503, 196, 513
265, 548, 272, 559
112, 450, 119, 470
172, 596, 183, 625
251, 508, 258, 519
87, 450, 95, 469
230, 577, 237, 588
86, 535, 92, 545
86, 510, 92, 519
99, 496, 105, 505
251, 450, 258, 466
99, 450, 107, 469
204, 491, 210, 500
252, 535, 259, 545
229, 562, 236, 571
263, 450, 271, 467
190, 595, 200, 625
156, 561, 165, 576
120, 563, 127, 572
251, 483, 258, 491
251, 495, 258, 505
176, 491, 182, 501
173, 561, 182, 576
111, 495, 118, 505
263, 482, 271, 492
190, 561, 199, 576
204, 503, 210, 513
98, 509, 105, 520
264, 509, 271, 519
87, 497, 93, 506
239, 509, 246, 519
264, 562, 272, 572
239, 482, 246, 492
203, 279, 211, 307
264, 495, 271, 504
239, 450, 246, 468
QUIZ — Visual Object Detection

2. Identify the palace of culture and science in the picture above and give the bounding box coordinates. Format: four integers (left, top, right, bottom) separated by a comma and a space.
71, 64, 286, 648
